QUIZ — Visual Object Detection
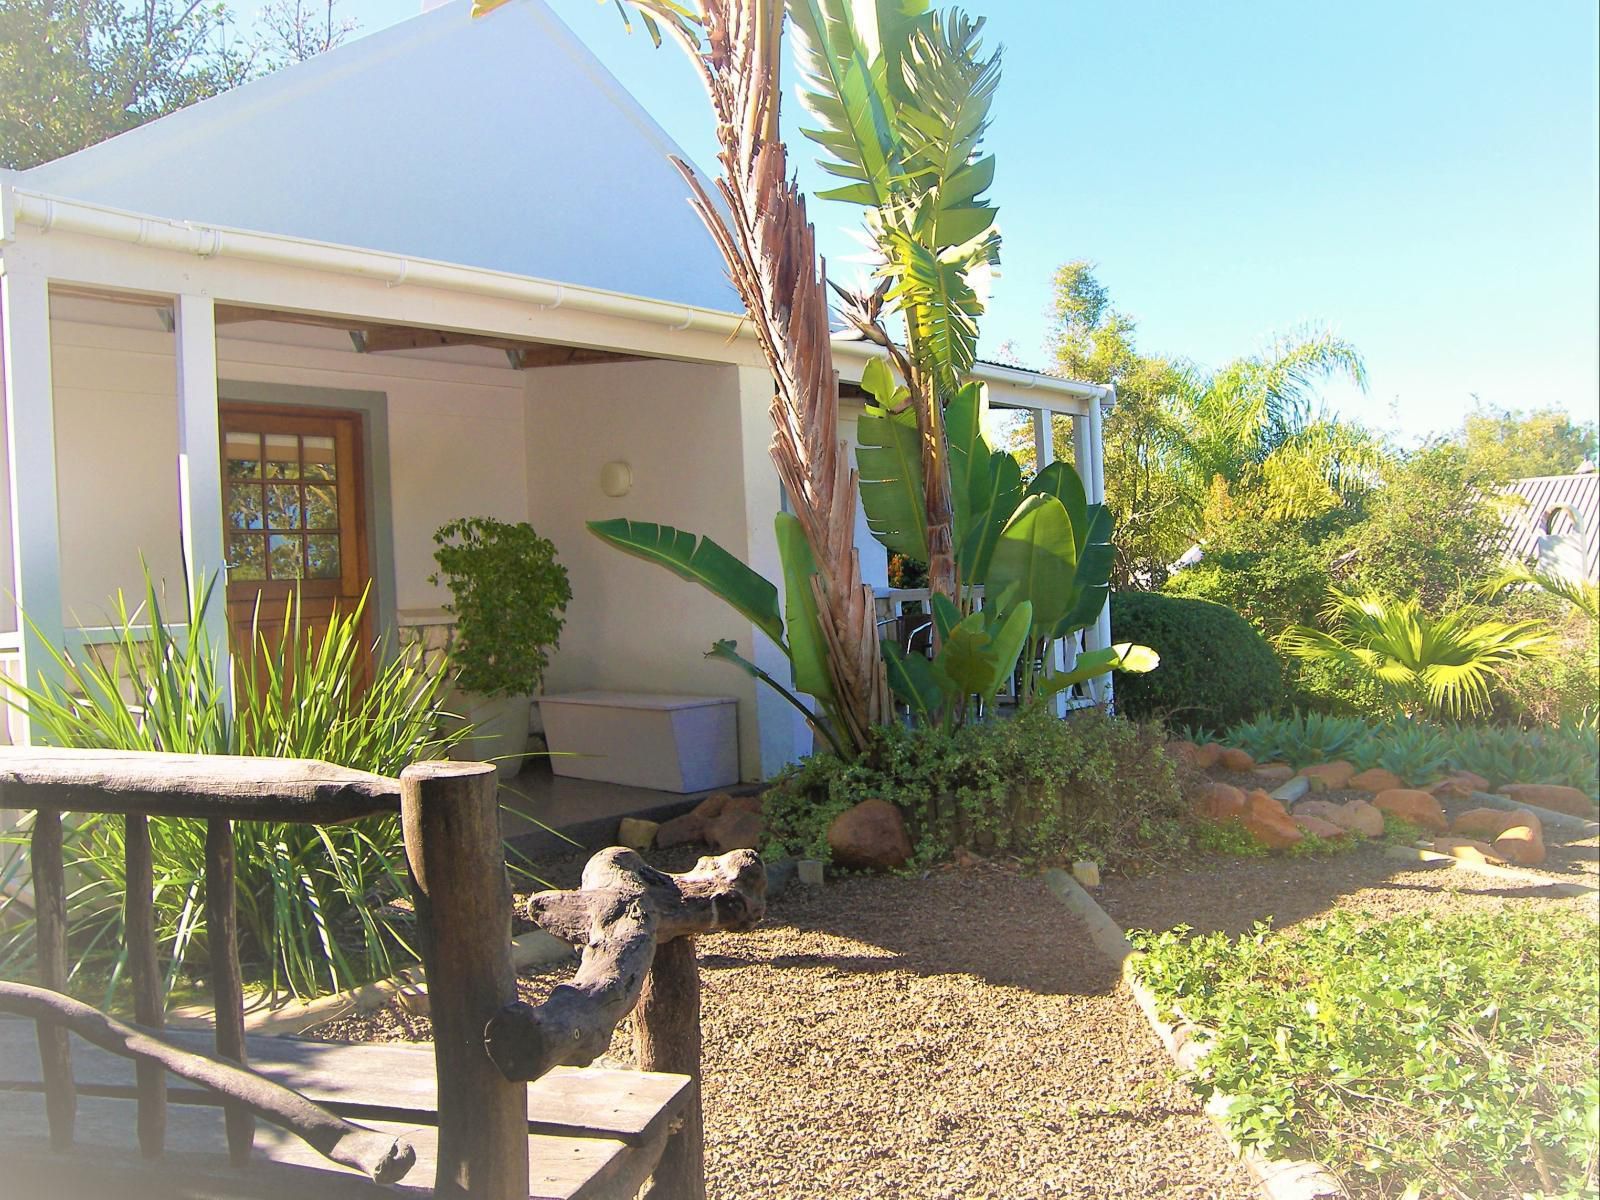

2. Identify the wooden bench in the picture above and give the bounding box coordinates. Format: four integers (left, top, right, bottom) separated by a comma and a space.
0, 749, 767, 1199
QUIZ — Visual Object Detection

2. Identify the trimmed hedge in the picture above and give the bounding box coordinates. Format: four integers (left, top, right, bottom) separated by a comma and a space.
1110, 592, 1281, 730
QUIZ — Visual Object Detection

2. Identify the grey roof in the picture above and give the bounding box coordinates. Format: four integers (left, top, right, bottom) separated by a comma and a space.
1497, 467, 1599, 582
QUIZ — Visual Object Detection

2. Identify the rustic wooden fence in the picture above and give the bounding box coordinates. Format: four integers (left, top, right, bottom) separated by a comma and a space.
0, 748, 765, 1199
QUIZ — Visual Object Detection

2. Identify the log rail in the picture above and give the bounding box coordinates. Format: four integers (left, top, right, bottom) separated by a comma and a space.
0, 747, 766, 1199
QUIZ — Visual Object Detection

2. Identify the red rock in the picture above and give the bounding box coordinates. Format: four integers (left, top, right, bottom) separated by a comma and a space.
1348, 768, 1405, 792
1452, 807, 1542, 842
1194, 743, 1223, 770
705, 808, 764, 854
1251, 764, 1296, 786
1331, 799, 1386, 838
1492, 823, 1546, 866
1427, 771, 1493, 799
827, 799, 913, 871
1292, 799, 1345, 822
1502, 784, 1596, 819
1241, 789, 1304, 850
1431, 837, 1505, 866
1293, 814, 1347, 840
1298, 761, 1357, 791
1373, 788, 1447, 833
654, 812, 707, 848
1165, 740, 1201, 767
1197, 782, 1247, 821
1217, 747, 1255, 772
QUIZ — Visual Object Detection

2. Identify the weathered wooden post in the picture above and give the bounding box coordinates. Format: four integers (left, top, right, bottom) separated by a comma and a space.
635, 936, 706, 1200
124, 812, 166, 1156
204, 816, 254, 1165
31, 806, 74, 1150
401, 761, 528, 1200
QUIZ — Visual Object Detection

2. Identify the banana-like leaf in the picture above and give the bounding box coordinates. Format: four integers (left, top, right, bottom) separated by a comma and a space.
882, 640, 941, 722
775, 512, 837, 704
930, 600, 1032, 702
1033, 643, 1160, 701
789, 0, 899, 205
980, 599, 1033, 700
1026, 461, 1088, 548
588, 519, 784, 647
945, 380, 989, 536
1051, 505, 1114, 638
959, 449, 1022, 588
707, 638, 844, 759
930, 592, 961, 644
858, 356, 908, 408
987, 493, 1078, 638
856, 401, 928, 562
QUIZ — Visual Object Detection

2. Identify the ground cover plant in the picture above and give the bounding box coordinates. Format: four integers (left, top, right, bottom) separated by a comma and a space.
1129, 910, 1600, 1199
766, 704, 1187, 870
1218, 711, 1599, 798
0, 573, 465, 1000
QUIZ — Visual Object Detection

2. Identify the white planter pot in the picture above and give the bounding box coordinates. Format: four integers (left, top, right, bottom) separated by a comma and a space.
447, 691, 533, 782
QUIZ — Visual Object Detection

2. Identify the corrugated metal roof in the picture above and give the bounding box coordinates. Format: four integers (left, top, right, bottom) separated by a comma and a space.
1497, 468, 1599, 582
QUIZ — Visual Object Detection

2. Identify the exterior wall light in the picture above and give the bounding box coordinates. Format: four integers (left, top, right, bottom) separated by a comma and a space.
600, 460, 633, 498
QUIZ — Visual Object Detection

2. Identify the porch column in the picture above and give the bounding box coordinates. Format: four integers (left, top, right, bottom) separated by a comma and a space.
174, 294, 230, 710
1031, 409, 1069, 715
2, 262, 66, 739
736, 365, 808, 775
1086, 392, 1113, 708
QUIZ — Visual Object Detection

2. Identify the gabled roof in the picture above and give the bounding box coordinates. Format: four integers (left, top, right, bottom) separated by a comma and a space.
18, 0, 738, 312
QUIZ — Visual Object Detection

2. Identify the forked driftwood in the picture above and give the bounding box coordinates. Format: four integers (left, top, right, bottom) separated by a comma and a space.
0, 982, 417, 1184
483, 848, 766, 1083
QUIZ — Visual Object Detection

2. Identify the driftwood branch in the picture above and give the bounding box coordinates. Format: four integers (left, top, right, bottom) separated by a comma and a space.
0, 748, 400, 822
484, 849, 765, 1083
0, 982, 416, 1184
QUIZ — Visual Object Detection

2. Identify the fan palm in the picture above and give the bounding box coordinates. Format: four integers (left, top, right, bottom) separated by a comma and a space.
1279, 590, 1556, 719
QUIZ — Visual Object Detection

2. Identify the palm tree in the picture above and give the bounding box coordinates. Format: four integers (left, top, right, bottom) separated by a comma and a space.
1279, 589, 1556, 719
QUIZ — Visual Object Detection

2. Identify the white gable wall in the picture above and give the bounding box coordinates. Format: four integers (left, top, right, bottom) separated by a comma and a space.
18, 0, 736, 313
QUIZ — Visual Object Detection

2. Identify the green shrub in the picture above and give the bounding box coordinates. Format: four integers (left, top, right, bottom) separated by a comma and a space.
0, 574, 466, 1000
1110, 592, 1282, 729
768, 706, 1187, 870
1192, 820, 1269, 858
1130, 911, 1600, 1199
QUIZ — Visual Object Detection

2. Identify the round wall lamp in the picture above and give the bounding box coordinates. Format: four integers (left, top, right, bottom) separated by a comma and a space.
600, 460, 633, 498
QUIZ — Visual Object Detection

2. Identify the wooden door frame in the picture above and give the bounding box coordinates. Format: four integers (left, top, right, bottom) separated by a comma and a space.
216, 380, 396, 641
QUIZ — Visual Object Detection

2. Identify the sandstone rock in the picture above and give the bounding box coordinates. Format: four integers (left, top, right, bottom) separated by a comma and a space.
1374, 788, 1447, 833
1298, 761, 1356, 791
706, 808, 764, 854
1348, 768, 1404, 793
827, 799, 913, 871
1292, 800, 1366, 837
1331, 799, 1385, 839
1492, 823, 1546, 866
1197, 782, 1247, 822
1431, 837, 1505, 867
1293, 814, 1347, 840
1217, 747, 1255, 772
796, 859, 825, 886
617, 817, 660, 852
1165, 740, 1201, 767
1194, 743, 1223, 770
1452, 807, 1541, 842
1251, 764, 1296, 787
1427, 771, 1492, 800
693, 791, 762, 821
1241, 789, 1304, 850
1072, 861, 1101, 889
1502, 784, 1596, 819
654, 811, 707, 848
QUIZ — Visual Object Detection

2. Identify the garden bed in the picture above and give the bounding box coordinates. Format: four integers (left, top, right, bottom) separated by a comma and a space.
313, 858, 1258, 1199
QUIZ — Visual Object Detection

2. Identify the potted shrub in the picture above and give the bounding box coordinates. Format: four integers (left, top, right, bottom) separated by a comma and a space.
430, 516, 571, 780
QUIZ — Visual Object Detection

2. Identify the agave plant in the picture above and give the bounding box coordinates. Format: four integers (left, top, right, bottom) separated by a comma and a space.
1280, 591, 1556, 720
1222, 711, 1374, 769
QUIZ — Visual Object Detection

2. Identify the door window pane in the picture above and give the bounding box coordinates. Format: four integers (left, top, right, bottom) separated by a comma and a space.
268, 535, 303, 579
264, 434, 300, 479
228, 484, 263, 530
304, 484, 338, 531
225, 433, 261, 479
266, 484, 302, 530
306, 535, 341, 579
228, 534, 265, 581
303, 436, 337, 480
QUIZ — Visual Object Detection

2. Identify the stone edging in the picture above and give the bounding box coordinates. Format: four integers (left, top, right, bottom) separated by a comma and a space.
1464, 792, 1599, 836
168, 929, 574, 1037
1041, 868, 1346, 1200
1380, 843, 1600, 900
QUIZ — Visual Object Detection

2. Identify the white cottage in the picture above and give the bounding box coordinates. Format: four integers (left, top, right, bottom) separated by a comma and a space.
0, 0, 1111, 783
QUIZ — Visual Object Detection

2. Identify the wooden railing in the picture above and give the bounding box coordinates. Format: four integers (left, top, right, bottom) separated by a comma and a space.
0, 748, 767, 1199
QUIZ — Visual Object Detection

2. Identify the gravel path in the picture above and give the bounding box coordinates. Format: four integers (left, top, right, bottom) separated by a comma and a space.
317, 863, 1258, 1199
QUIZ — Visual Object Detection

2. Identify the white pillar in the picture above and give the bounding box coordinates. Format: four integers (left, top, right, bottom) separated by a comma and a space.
736, 365, 809, 775
1031, 407, 1056, 471
174, 294, 230, 711
1087, 393, 1113, 708
2, 263, 66, 740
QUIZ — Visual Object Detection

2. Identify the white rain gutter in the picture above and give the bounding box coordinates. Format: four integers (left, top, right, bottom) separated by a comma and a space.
0, 184, 1111, 404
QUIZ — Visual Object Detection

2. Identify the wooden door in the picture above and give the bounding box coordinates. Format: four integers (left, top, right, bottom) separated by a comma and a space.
220, 405, 370, 671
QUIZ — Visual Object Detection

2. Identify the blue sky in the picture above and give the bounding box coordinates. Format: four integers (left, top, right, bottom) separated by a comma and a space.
335, 0, 1599, 444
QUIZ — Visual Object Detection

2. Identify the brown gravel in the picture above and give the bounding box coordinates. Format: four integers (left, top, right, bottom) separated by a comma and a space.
316, 863, 1258, 1200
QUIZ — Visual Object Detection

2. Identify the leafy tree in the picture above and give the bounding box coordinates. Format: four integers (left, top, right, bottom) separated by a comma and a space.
252, 0, 354, 71
1459, 404, 1597, 482
1280, 590, 1554, 720
0, 0, 252, 169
